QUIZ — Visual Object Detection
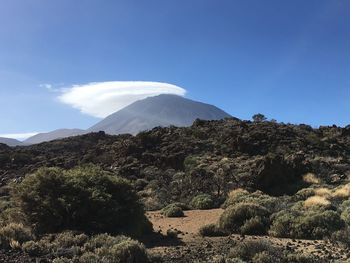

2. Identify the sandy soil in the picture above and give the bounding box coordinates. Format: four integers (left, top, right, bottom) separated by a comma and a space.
147, 208, 223, 239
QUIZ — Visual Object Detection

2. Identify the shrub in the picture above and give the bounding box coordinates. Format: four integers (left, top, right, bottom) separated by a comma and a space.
292, 210, 344, 239
53, 231, 88, 248
240, 216, 267, 235
333, 183, 350, 199
199, 224, 227, 237
21, 232, 151, 263
222, 189, 249, 208
229, 240, 279, 261
341, 207, 350, 225
13, 166, 152, 236
219, 203, 270, 235
83, 234, 129, 251
22, 241, 45, 257
293, 188, 315, 201
161, 204, 184, 217
331, 228, 350, 246
270, 207, 344, 239
191, 194, 214, 209
223, 190, 280, 212
304, 196, 331, 208
95, 239, 149, 263
0, 223, 33, 249
269, 210, 295, 237
169, 202, 190, 210
252, 251, 276, 263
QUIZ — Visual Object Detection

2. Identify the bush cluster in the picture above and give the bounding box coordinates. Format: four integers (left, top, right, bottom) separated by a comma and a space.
161, 204, 185, 217
12, 166, 152, 236
191, 194, 214, 210
219, 203, 270, 235
199, 224, 227, 237
225, 240, 322, 263
22, 231, 151, 262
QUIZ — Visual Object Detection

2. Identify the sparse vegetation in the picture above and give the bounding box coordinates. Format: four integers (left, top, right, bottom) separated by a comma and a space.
1, 118, 350, 261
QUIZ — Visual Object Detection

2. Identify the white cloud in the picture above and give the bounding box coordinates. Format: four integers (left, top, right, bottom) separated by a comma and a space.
0, 132, 39, 141
39, 83, 62, 92
58, 81, 187, 118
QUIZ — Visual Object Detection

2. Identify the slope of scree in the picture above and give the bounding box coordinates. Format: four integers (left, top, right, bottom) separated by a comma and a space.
1, 118, 350, 206
88, 94, 232, 135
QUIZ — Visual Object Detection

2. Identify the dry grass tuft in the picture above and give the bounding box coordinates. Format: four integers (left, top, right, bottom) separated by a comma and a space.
304, 196, 331, 208
302, 173, 320, 184
332, 184, 350, 199
228, 188, 248, 198
314, 188, 332, 197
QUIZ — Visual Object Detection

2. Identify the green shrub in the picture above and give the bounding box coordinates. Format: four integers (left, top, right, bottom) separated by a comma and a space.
291, 210, 344, 239
0, 223, 33, 249
13, 166, 152, 236
21, 232, 151, 263
331, 228, 350, 246
83, 234, 129, 251
53, 231, 88, 248
161, 204, 184, 217
191, 194, 214, 209
169, 202, 190, 210
95, 239, 149, 263
252, 251, 276, 263
219, 203, 270, 235
240, 216, 268, 235
79, 252, 101, 262
228, 240, 279, 261
270, 207, 344, 239
341, 207, 350, 225
199, 224, 227, 237
293, 188, 315, 201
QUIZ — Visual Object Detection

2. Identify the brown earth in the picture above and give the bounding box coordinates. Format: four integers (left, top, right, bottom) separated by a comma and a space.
146, 209, 350, 263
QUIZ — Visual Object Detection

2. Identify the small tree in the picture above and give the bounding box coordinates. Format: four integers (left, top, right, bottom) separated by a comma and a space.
252, 113, 267, 123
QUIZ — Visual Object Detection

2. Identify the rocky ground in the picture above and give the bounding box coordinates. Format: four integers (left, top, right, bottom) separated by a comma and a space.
146, 209, 350, 262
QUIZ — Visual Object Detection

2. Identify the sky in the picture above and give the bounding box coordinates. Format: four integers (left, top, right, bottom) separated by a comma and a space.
1, 0, 350, 139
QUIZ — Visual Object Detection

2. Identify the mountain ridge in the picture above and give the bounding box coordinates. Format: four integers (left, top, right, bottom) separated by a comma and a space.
3, 95, 231, 146
88, 94, 231, 135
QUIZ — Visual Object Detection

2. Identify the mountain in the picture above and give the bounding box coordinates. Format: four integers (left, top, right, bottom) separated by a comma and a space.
24, 129, 86, 144
0, 137, 22, 147
88, 94, 231, 135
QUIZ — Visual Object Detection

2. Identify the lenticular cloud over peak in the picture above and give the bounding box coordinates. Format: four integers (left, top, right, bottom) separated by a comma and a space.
58, 81, 187, 118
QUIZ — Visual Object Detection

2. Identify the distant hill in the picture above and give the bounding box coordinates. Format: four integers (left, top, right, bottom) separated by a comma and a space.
88, 94, 231, 135
24, 129, 86, 144
0, 137, 22, 147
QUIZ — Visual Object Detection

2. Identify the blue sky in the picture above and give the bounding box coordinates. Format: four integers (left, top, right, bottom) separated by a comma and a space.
1, 0, 350, 139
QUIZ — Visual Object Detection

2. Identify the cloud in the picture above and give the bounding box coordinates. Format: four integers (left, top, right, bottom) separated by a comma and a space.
58, 81, 187, 118
39, 83, 62, 92
0, 132, 39, 140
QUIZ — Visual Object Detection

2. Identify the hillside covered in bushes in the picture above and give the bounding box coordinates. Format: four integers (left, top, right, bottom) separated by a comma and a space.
2, 118, 350, 262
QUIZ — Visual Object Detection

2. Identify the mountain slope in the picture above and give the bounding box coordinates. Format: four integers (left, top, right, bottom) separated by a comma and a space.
88, 94, 231, 135
24, 129, 86, 144
0, 137, 22, 146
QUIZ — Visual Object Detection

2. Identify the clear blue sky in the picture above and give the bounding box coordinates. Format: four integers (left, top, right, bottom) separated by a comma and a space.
1, 0, 350, 138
